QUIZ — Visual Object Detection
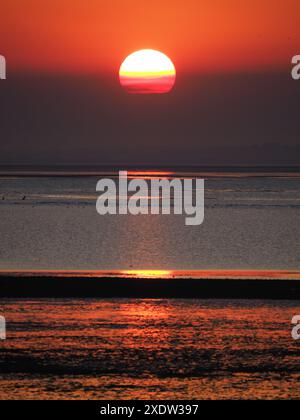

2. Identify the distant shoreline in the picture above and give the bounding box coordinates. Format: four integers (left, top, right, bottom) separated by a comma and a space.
1, 273, 300, 299
0, 165, 300, 178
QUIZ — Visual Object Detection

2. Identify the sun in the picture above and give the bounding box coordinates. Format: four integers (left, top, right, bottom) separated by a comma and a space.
119, 49, 176, 94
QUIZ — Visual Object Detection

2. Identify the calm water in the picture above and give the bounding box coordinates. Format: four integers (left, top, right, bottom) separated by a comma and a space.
0, 298, 300, 399
0, 174, 300, 270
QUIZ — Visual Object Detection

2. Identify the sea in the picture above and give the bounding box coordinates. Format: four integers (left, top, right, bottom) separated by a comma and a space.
0, 171, 299, 271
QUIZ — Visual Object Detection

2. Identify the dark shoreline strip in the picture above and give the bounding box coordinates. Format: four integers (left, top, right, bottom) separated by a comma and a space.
1, 276, 300, 299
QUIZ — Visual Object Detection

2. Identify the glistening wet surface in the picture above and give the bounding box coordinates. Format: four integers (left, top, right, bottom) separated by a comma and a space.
0, 298, 300, 399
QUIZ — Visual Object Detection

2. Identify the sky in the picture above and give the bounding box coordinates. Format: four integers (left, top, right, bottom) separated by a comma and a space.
0, 0, 300, 166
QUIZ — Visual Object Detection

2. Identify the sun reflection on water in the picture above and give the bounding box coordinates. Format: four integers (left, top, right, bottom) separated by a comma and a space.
120, 270, 173, 279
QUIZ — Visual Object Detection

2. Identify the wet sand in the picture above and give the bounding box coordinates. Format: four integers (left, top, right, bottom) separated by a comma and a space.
0, 298, 299, 399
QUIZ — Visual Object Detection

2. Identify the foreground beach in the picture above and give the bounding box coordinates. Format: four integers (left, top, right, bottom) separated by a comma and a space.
1, 298, 300, 399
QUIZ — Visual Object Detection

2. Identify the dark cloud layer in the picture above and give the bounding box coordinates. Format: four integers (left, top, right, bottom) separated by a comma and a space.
0, 72, 299, 166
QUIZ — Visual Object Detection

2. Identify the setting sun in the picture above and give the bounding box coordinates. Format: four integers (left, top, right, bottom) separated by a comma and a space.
119, 49, 176, 94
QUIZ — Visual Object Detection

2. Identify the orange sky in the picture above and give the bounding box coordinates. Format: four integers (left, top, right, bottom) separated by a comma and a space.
1, 0, 300, 74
